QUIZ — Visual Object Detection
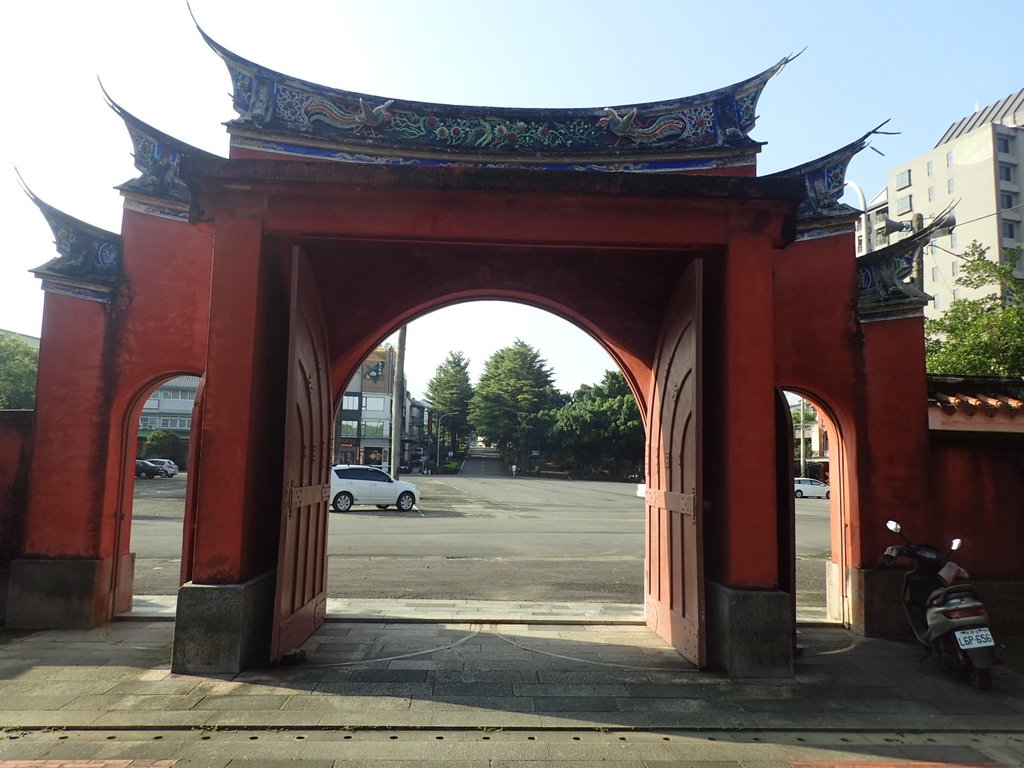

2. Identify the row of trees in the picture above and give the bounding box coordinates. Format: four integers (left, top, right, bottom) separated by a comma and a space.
0, 335, 38, 409
925, 243, 1024, 376
425, 340, 644, 479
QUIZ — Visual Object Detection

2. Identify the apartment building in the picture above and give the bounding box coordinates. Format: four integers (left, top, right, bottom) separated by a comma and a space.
857, 90, 1023, 318
333, 344, 428, 469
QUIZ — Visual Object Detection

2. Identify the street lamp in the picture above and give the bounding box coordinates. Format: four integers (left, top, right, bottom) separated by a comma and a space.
436, 412, 457, 469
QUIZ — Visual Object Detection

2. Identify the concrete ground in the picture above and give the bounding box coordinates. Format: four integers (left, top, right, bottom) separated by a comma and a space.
0, 599, 1022, 766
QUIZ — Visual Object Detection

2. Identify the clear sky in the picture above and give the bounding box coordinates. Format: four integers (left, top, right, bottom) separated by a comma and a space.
2, 1, 1020, 399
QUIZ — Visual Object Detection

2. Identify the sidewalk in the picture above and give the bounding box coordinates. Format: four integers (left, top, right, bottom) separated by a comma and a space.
0, 600, 1021, 766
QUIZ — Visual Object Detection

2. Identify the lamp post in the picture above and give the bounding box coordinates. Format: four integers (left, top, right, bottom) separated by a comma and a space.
436, 412, 457, 469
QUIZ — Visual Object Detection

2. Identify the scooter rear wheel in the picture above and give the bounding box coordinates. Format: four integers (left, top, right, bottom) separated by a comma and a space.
970, 665, 992, 691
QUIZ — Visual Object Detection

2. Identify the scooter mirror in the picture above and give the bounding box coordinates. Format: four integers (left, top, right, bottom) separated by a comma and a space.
951, 538, 962, 551
886, 520, 901, 534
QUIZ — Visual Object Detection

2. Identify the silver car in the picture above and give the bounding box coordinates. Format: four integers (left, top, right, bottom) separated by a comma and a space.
330, 465, 420, 512
146, 458, 178, 477
794, 477, 830, 499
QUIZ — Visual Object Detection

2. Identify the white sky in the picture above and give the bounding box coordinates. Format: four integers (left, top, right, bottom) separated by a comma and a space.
2, 1, 1020, 399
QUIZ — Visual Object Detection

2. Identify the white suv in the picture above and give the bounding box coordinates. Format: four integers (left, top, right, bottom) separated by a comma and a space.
330, 465, 420, 512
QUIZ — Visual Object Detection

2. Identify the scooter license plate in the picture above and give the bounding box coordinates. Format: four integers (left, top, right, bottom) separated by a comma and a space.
955, 627, 994, 649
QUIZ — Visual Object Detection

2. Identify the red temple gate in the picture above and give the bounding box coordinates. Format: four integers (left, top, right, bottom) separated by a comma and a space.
6, 26, 1006, 676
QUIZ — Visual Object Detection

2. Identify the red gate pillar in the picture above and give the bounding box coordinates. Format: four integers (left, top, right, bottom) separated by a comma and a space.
171, 213, 285, 673
705, 232, 792, 676
7, 294, 118, 628
849, 314, 929, 636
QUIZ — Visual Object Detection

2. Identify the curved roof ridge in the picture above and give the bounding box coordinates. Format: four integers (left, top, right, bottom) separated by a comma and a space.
102, 85, 221, 218
17, 176, 123, 305
195, 23, 797, 171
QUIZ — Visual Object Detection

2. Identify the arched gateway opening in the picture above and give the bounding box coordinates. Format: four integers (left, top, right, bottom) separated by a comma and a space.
10, 31, 934, 679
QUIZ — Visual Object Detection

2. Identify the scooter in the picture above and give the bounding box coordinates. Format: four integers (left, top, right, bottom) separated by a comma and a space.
883, 520, 1004, 690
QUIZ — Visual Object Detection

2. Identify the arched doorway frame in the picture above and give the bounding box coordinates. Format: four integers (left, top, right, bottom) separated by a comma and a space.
779, 385, 855, 626
109, 370, 203, 620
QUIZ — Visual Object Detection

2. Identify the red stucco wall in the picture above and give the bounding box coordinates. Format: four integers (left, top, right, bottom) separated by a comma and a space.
927, 433, 1024, 578
23, 210, 212, 565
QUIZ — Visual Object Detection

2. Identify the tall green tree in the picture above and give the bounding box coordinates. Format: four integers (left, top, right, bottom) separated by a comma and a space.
469, 340, 563, 463
926, 243, 1024, 377
0, 334, 39, 409
549, 370, 643, 477
424, 351, 474, 457
143, 428, 185, 465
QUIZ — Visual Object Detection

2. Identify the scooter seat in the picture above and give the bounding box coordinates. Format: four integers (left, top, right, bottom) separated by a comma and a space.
926, 583, 976, 607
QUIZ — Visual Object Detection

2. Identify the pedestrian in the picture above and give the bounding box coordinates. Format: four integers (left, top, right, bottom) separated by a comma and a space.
511, 463, 518, 477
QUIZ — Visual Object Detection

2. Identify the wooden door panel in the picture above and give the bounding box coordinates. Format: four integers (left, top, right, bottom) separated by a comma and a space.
272, 249, 331, 661
644, 260, 704, 666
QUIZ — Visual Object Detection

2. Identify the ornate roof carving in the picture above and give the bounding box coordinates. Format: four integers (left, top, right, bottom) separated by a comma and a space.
21, 183, 123, 305
106, 91, 220, 220
769, 122, 895, 238
856, 214, 955, 321
199, 26, 795, 172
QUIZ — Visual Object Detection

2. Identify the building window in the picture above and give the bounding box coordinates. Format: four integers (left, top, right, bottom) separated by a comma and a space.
339, 419, 358, 437
999, 164, 1014, 182
159, 387, 197, 400
953, 289, 961, 301
857, 234, 863, 252
931, 266, 939, 282
950, 232, 958, 248
951, 261, 960, 277
362, 420, 386, 438
933, 294, 942, 310
946, 151, 953, 168
342, 394, 359, 411
927, 187, 935, 202
896, 195, 913, 214
363, 395, 386, 411
997, 136, 1012, 154
947, 178, 955, 193
1004, 221, 1018, 240
927, 160, 934, 176
1001, 193, 1015, 210
896, 169, 912, 189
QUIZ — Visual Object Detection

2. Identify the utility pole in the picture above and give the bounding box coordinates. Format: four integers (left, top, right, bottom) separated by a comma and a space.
389, 326, 406, 478
798, 397, 807, 478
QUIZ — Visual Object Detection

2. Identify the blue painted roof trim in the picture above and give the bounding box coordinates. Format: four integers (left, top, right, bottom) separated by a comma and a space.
199, 25, 795, 170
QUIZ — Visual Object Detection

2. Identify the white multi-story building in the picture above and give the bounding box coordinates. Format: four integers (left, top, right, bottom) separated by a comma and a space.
333, 344, 428, 469
858, 89, 1023, 318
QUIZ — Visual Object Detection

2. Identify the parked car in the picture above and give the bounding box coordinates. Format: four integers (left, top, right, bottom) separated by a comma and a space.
135, 459, 162, 479
146, 458, 178, 477
794, 477, 830, 499
329, 465, 420, 512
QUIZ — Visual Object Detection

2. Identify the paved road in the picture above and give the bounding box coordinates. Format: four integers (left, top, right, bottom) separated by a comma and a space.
128, 456, 830, 609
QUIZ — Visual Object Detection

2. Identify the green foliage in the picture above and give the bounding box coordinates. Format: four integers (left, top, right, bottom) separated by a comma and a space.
425, 351, 474, 454
926, 244, 1024, 377
143, 428, 184, 463
0, 335, 39, 409
469, 340, 564, 463
549, 370, 643, 477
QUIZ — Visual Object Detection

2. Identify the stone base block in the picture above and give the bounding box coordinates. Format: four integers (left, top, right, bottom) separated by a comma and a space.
706, 580, 792, 677
825, 559, 846, 624
5, 558, 112, 628
172, 571, 275, 675
849, 566, 909, 638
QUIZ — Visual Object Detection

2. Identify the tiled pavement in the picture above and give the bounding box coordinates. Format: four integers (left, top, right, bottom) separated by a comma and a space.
0, 599, 1021, 766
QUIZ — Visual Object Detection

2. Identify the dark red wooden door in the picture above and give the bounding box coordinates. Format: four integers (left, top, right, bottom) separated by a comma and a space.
644, 260, 705, 666
272, 248, 332, 661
